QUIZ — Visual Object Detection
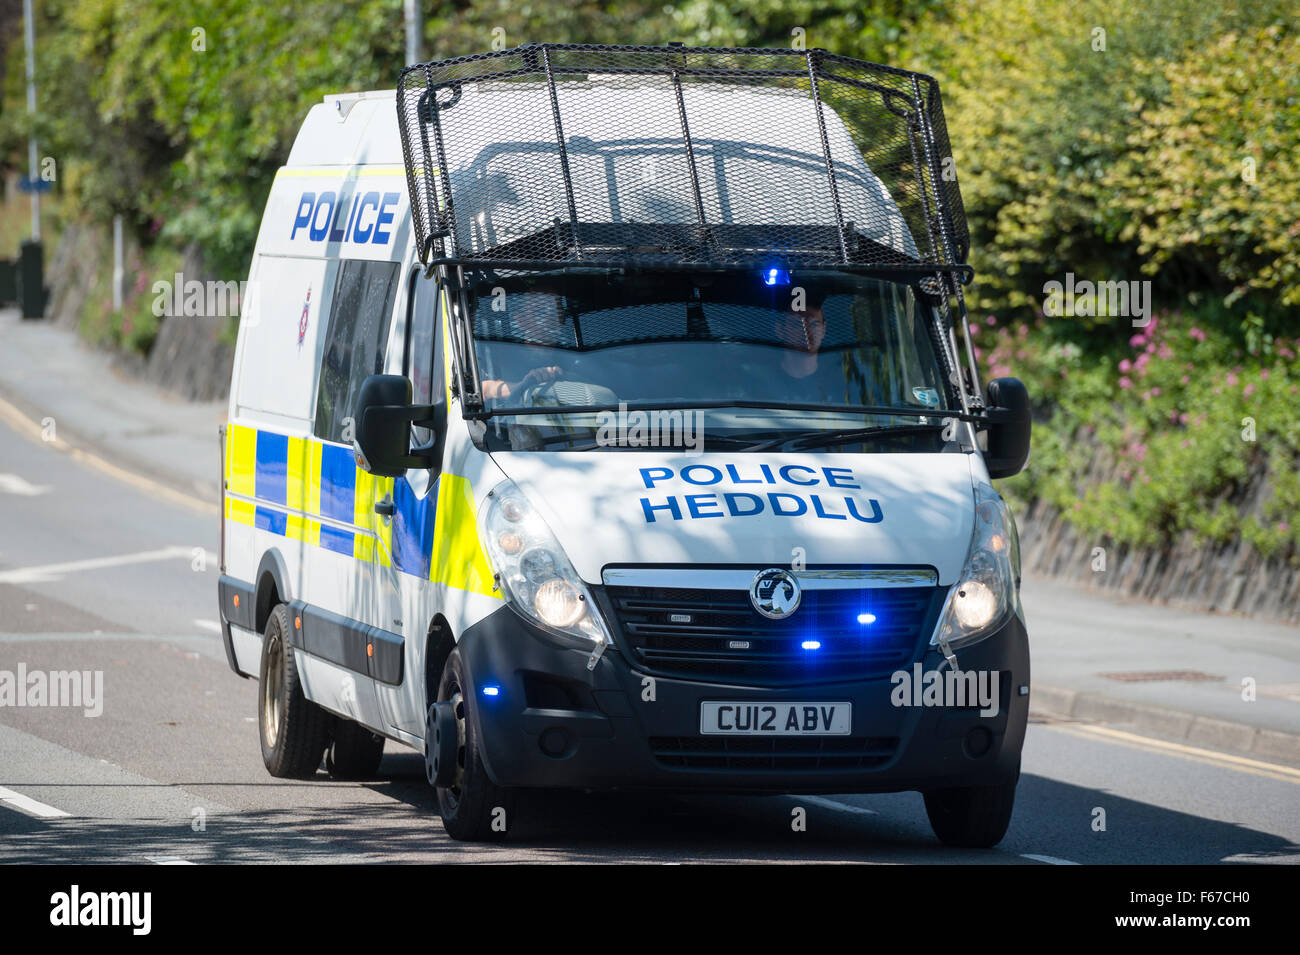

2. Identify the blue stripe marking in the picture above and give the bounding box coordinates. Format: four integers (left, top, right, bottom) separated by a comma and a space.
254, 506, 287, 536
254, 430, 289, 505
391, 477, 437, 577
320, 524, 355, 555
320, 444, 356, 522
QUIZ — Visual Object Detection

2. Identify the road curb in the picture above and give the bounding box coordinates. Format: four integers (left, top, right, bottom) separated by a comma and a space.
1033, 684, 1300, 765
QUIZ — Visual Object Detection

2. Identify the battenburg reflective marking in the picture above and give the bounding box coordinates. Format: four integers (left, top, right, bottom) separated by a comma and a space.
223, 423, 495, 594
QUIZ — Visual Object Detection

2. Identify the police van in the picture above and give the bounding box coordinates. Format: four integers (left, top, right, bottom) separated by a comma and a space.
218, 44, 1033, 846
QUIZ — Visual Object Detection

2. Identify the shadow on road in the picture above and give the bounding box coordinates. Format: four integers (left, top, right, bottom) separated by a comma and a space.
3, 754, 1295, 864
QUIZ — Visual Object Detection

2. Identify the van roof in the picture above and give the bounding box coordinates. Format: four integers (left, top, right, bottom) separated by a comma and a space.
285, 90, 402, 167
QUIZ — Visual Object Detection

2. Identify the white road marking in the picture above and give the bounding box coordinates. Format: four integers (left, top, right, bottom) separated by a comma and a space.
146, 856, 195, 865
0, 546, 196, 585
1020, 853, 1080, 865
0, 473, 51, 496
0, 785, 71, 819
193, 619, 222, 634
798, 795, 878, 815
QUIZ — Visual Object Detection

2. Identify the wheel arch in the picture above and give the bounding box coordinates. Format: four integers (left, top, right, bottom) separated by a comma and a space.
423, 614, 456, 710
254, 549, 292, 635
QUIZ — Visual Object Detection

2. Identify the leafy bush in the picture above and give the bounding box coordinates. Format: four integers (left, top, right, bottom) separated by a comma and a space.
981, 310, 1300, 559
905, 0, 1300, 322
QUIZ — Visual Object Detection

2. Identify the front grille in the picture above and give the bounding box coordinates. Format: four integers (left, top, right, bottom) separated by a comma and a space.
607, 582, 941, 686
650, 735, 899, 771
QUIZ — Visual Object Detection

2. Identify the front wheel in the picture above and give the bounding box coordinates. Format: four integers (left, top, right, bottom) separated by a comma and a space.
922, 775, 1018, 848
428, 648, 516, 841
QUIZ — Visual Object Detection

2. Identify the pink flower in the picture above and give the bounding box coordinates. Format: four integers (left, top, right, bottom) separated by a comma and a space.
1180, 375, 1190, 385
1151, 386, 1161, 396
1189, 327, 1206, 342
1260, 368, 1270, 380
1280, 523, 1290, 533
1130, 334, 1147, 348
985, 315, 997, 326
1226, 372, 1239, 386
1119, 359, 1132, 373
1244, 383, 1255, 397
1157, 344, 1173, 359
1119, 376, 1132, 389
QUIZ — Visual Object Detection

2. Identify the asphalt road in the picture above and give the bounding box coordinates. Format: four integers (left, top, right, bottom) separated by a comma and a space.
1, 409, 1298, 864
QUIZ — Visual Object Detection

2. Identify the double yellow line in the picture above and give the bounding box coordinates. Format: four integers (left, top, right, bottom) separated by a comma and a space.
1046, 722, 1300, 786
0, 393, 216, 515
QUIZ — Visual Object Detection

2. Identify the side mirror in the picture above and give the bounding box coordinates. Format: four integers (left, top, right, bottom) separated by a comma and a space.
983, 377, 1031, 479
353, 374, 437, 477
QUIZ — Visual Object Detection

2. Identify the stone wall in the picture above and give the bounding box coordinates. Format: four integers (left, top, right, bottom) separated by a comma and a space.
1016, 438, 1300, 624
46, 224, 234, 401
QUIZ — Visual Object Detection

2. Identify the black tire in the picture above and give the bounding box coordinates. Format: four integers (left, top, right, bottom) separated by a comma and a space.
431, 648, 515, 841
258, 604, 330, 778
923, 776, 1018, 848
326, 718, 386, 780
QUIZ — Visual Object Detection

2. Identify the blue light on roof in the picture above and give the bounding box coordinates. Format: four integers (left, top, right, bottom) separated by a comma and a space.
481, 685, 501, 697
857, 613, 877, 625
763, 267, 790, 286
801, 640, 821, 650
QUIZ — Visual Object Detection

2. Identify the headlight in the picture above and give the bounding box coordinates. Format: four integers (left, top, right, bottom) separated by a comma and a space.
931, 482, 1020, 663
479, 479, 614, 668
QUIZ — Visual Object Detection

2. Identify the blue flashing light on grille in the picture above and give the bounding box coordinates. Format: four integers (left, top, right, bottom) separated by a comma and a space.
857, 613, 877, 625
481, 685, 501, 697
763, 267, 790, 286
801, 640, 821, 650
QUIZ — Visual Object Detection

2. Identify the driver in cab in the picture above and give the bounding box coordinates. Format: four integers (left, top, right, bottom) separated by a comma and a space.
480, 290, 565, 400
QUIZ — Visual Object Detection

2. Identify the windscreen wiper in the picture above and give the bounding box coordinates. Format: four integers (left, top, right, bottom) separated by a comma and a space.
746, 423, 948, 453
471, 399, 976, 421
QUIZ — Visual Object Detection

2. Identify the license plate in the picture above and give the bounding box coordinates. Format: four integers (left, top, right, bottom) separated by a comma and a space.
699, 701, 852, 736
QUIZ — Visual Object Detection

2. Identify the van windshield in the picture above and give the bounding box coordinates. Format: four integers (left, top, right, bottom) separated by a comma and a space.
467, 269, 952, 453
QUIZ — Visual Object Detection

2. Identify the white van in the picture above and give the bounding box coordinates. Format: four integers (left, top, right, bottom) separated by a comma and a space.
218, 45, 1033, 846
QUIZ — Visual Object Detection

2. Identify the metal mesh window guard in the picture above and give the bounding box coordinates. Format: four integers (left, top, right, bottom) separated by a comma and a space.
396, 44, 970, 279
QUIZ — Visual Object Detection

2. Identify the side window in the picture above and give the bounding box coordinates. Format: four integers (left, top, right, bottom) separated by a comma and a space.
406, 273, 441, 446
314, 260, 401, 443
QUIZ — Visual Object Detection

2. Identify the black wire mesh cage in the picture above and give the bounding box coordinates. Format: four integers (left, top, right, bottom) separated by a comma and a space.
396, 44, 970, 278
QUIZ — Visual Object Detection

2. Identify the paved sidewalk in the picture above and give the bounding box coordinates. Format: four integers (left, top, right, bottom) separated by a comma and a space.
1, 306, 1296, 762
0, 308, 225, 503
1023, 574, 1300, 763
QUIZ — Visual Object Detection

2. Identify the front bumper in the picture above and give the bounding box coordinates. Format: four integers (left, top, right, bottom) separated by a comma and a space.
458, 604, 1029, 795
